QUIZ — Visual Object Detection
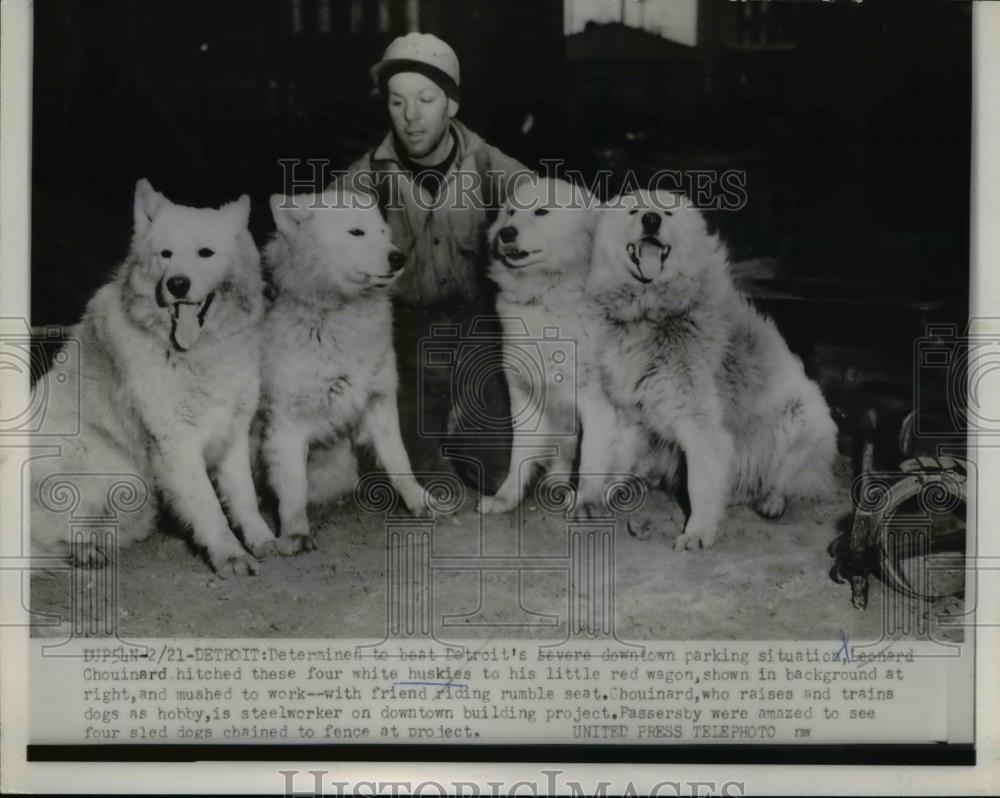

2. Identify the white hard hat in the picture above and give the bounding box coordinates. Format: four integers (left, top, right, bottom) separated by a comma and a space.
370, 32, 460, 100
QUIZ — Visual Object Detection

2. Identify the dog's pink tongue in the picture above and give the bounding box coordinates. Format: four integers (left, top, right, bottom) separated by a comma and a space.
638, 241, 661, 274
171, 303, 202, 351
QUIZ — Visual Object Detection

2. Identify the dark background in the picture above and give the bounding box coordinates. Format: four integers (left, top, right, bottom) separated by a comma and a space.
32, 0, 971, 424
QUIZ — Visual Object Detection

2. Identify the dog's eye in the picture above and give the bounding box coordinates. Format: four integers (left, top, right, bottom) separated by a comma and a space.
509, 209, 516, 217
534, 208, 549, 217
198, 247, 214, 258
349, 228, 365, 237
160, 249, 173, 258
628, 209, 638, 215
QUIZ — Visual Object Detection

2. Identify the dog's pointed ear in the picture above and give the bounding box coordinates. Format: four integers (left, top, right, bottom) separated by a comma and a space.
222, 193, 252, 228
571, 185, 602, 234
585, 201, 604, 236
270, 193, 314, 236
133, 178, 166, 236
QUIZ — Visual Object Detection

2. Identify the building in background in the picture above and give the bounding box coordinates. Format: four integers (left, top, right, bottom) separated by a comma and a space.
565, 0, 792, 47
565, 0, 800, 141
565, 0, 698, 44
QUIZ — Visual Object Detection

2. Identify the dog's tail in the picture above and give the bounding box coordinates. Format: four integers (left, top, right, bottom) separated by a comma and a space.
784, 408, 838, 500
785, 450, 837, 500
732, 393, 838, 502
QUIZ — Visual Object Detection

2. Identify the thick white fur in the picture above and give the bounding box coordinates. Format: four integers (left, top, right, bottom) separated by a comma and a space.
30, 180, 274, 576
578, 190, 837, 549
260, 189, 430, 554
478, 178, 601, 513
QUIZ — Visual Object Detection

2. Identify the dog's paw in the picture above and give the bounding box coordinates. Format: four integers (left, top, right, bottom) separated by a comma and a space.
626, 516, 654, 540
407, 500, 433, 519
566, 496, 604, 522
248, 537, 279, 559
396, 488, 433, 518
477, 494, 516, 515
243, 520, 279, 558
275, 534, 316, 556
754, 491, 786, 519
210, 549, 260, 577
673, 524, 717, 551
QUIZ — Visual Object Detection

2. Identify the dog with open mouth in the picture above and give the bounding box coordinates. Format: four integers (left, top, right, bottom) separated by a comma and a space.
477, 177, 602, 513
576, 189, 837, 549
624, 222, 672, 284
257, 188, 432, 554
31, 179, 277, 576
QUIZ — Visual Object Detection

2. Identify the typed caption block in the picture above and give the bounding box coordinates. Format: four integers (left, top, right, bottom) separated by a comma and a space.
30, 639, 951, 745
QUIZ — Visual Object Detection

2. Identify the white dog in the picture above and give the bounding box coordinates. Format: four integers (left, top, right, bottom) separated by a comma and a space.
577, 190, 837, 549
478, 178, 599, 513
260, 189, 430, 553
31, 180, 275, 575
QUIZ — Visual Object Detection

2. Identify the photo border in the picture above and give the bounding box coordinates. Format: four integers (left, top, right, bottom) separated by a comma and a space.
2, 0, 998, 794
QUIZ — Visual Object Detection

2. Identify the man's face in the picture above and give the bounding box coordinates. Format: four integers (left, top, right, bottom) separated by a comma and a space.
386, 72, 457, 160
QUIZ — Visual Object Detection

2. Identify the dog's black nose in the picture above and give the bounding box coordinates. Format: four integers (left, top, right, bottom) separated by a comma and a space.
497, 226, 518, 244
641, 212, 661, 233
388, 250, 406, 271
165, 275, 190, 298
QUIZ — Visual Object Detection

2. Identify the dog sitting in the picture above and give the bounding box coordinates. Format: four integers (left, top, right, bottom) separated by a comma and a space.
31, 180, 275, 575
576, 190, 837, 549
259, 189, 431, 554
479, 177, 600, 513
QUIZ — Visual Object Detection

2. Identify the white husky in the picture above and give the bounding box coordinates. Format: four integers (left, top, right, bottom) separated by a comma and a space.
478, 178, 599, 513
31, 180, 276, 575
260, 189, 430, 553
577, 190, 837, 549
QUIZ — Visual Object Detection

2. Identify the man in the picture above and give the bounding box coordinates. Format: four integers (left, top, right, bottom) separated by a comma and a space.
335, 33, 531, 493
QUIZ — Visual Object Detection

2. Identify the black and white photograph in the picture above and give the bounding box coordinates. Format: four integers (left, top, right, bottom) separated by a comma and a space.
1, 0, 996, 792
21, 0, 973, 639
